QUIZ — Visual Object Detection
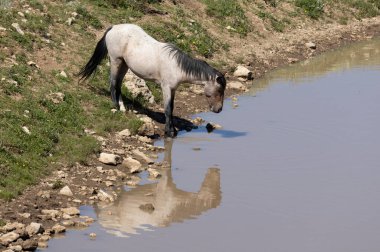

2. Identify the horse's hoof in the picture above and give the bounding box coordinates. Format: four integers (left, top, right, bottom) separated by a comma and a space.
164, 130, 177, 138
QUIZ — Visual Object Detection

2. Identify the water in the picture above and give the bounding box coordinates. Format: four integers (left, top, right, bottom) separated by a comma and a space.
43, 38, 380, 252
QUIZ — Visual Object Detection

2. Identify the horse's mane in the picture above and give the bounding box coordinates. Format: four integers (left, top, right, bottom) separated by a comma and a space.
164, 44, 221, 81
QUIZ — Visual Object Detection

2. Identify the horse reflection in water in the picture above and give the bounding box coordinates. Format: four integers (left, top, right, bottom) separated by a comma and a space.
95, 139, 221, 236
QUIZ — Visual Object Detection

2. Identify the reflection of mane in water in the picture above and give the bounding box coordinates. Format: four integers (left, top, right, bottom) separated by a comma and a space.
95, 139, 221, 236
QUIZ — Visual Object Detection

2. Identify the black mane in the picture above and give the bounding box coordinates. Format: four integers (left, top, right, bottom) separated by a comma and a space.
164, 44, 222, 81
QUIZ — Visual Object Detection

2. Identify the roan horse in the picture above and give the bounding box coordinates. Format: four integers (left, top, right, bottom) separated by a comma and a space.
78, 24, 226, 137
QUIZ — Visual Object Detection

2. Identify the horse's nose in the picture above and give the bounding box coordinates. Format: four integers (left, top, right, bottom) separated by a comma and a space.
212, 106, 222, 113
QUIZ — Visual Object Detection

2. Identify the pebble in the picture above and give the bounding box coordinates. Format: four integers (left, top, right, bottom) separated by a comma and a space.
59, 70, 68, 78
59, 186, 73, 197
233, 65, 253, 80
132, 149, 154, 164
118, 128, 131, 137
147, 168, 161, 178
22, 126, 31, 135
97, 189, 114, 202
61, 207, 80, 216
98, 153, 121, 165
52, 224, 66, 234
0, 232, 19, 246
122, 157, 142, 173
25, 222, 44, 236
306, 41, 317, 49
11, 23, 24, 35
89, 233, 97, 239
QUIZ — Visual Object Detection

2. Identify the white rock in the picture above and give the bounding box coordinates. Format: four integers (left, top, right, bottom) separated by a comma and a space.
26, 222, 44, 236
122, 157, 142, 173
147, 168, 161, 178
61, 207, 80, 216
0, 232, 19, 246
132, 149, 154, 164
66, 17, 74, 25
124, 70, 155, 104
52, 224, 66, 234
227, 81, 247, 91
97, 189, 114, 202
59, 186, 73, 197
11, 23, 24, 35
98, 153, 121, 165
22, 126, 31, 135
233, 65, 253, 80
59, 70, 68, 78
118, 128, 131, 137
41, 209, 60, 218
47, 92, 65, 104
89, 232, 97, 239
9, 245, 22, 252
306, 42, 316, 49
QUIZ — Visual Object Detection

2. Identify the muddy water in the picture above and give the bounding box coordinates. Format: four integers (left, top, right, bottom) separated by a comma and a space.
43, 38, 380, 251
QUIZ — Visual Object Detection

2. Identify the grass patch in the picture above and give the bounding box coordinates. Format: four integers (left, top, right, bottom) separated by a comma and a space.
203, 0, 251, 36
350, 0, 379, 17
295, 0, 324, 19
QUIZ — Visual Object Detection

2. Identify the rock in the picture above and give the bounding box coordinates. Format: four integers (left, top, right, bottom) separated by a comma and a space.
227, 81, 247, 91
0, 232, 19, 246
37, 190, 50, 199
47, 92, 65, 104
132, 149, 154, 164
98, 153, 121, 165
61, 207, 80, 216
18, 213, 31, 219
26, 222, 44, 236
38, 241, 48, 249
38, 235, 51, 242
97, 189, 114, 202
41, 209, 60, 219
61, 220, 75, 227
1, 222, 25, 232
306, 42, 316, 49
139, 203, 155, 213
126, 175, 141, 187
206, 122, 222, 133
11, 23, 24, 35
22, 239, 38, 251
118, 128, 131, 137
123, 70, 155, 104
52, 224, 66, 234
66, 17, 74, 25
137, 136, 153, 144
59, 70, 68, 78
27, 61, 39, 68
137, 116, 156, 136
22, 126, 31, 135
233, 65, 253, 80
59, 186, 73, 197
9, 245, 22, 251
192, 117, 205, 126
147, 168, 161, 178
89, 233, 96, 239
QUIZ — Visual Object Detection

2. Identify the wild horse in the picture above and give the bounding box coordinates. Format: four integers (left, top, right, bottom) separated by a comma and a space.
78, 24, 226, 137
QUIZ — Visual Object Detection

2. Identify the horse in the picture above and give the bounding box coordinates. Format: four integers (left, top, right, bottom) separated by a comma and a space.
78, 24, 226, 137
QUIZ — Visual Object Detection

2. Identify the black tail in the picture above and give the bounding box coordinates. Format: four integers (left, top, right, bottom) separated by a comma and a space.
77, 27, 112, 80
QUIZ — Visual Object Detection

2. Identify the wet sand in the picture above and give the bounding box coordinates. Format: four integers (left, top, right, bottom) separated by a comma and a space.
42, 38, 380, 252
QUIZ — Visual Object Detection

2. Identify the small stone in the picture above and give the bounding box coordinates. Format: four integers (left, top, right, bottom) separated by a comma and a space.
306, 42, 316, 49
22, 126, 31, 135
59, 70, 68, 78
0, 232, 19, 246
89, 233, 96, 239
1, 222, 25, 232
17, 12, 25, 17
97, 189, 114, 202
47, 92, 65, 104
39, 235, 51, 242
105, 181, 114, 187
98, 153, 121, 165
138, 136, 153, 144
26, 222, 44, 236
227, 81, 247, 91
41, 209, 60, 219
52, 224, 66, 234
27, 61, 39, 68
22, 239, 38, 251
147, 168, 161, 178
61, 220, 75, 227
122, 157, 142, 173
233, 65, 253, 80
61, 207, 80, 216
18, 213, 31, 219
192, 117, 205, 126
11, 23, 24, 35
38, 241, 48, 249
66, 17, 74, 25
9, 245, 22, 252
118, 128, 131, 137
59, 186, 73, 197
132, 149, 154, 164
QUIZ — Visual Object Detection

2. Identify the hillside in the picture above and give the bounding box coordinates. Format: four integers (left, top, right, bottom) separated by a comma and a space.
0, 0, 380, 202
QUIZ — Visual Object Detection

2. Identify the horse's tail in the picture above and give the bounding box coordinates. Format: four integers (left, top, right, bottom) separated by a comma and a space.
77, 26, 112, 80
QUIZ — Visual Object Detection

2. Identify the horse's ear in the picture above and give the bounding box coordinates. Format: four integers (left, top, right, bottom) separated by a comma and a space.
216, 75, 226, 87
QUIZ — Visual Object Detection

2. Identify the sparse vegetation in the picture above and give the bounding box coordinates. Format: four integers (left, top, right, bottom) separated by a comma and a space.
295, 0, 324, 19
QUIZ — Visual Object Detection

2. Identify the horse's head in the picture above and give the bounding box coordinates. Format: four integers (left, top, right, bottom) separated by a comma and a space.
204, 74, 226, 113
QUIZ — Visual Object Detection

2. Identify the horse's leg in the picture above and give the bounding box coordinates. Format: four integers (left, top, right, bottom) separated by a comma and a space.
162, 85, 177, 138
110, 58, 128, 111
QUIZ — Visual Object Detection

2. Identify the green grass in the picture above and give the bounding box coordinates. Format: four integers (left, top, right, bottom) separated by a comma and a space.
295, 0, 324, 19
202, 0, 251, 36
350, 0, 379, 17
